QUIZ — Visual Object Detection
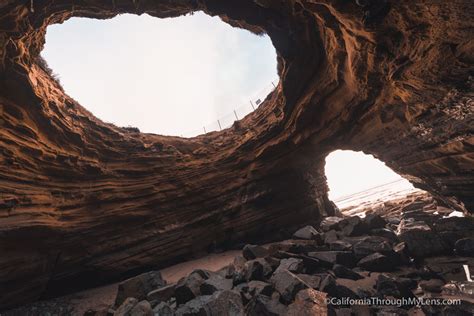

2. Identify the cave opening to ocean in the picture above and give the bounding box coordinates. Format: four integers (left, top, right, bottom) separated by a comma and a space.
41, 12, 278, 137
324, 150, 419, 211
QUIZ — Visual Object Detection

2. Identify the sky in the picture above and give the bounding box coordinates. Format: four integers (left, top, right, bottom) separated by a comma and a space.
325, 150, 413, 200
42, 12, 279, 136
42, 14, 407, 198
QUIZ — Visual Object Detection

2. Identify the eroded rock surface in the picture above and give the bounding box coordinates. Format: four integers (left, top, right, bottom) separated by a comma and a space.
0, 0, 473, 310
5, 200, 474, 315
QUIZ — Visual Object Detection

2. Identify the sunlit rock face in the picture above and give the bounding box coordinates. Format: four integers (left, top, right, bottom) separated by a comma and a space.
0, 0, 472, 309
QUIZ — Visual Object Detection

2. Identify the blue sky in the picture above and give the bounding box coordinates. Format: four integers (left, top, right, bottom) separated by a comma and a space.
42, 12, 279, 136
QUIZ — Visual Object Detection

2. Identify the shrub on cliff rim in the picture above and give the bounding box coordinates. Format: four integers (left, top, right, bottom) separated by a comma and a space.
36, 55, 63, 90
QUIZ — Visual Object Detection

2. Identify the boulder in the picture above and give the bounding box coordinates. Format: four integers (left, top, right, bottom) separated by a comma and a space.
329, 240, 352, 251
146, 284, 176, 303
287, 288, 328, 315
307, 251, 356, 268
333, 264, 363, 280
114, 297, 138, 316
175, 290, 244, 316
200, 274, 233, 295
270, 270, 309, 303
115, 271, 166, 307
243, 244, 269, 260
357, 253, 397, 272
454, 238, 474, 256
372, 307, 409, 315
245, 258, 272, 281
245, 294, 288, 316
206, 290, 245, 316
296, 274, 323, 289
275, 258, 304, 274
370, 228, 399, 243
375, 274, 415, 299
129, 301, 153, 316
293, 225, 321, 240
152, 302, 174, 316
363, 214, 387, 230
175, 295, 212, 315
419, 279, 445, 293
393, 242, 411, 265
338, 216, 367, 236
397, 220, 449, 258
320, 275, 358, 299
175, 270, 207, 305
320, 217, 344, 232
247, 280, 274, 297
353, 236, 393, 259
323, 230, 339, 244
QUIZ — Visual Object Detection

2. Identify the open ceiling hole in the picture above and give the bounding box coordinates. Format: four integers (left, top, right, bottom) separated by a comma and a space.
325, 150, 423, 211
41, 12, 278, 137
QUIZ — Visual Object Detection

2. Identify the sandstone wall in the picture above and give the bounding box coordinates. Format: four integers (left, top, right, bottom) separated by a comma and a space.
0, 0, 472, 309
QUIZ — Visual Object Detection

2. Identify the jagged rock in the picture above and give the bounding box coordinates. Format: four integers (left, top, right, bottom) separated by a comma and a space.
363, 214, 387, 230
320, 275, 358, 299
274, 258, 304, 273
175, 295, 212, 315
200, 274, 233, 295
332, 307, 355, 316
372, 307, 409, 316
287, 288, 327, 315
329, 240, 352, 251
375, 274, 415, 299
370, 228, 399, 243
296, 274, 323, 289
245, 294, 288, 316
115, 271, 166, 307
308, 251, 356, 268
358, 253, 396, 271
245, 258, 272, 281
333, 264, 364, 280
206, 290, 244, 316
129, 301, 153, 316
287, 241, 322, 254
419, 279, 445, 293
421, 299, 474, 315
243, 245, 269, 260
270, 270, 309, 303
393, 242, 411, 265
247, 280, 274, 297
293, 225, 320, 240
320, 217, 344, 232
338, 216, 367, 236
114, 298, 138, 316
323, 230, 339, 244
432, 217, 474, 247
152, 302, 174, 316
397, 220, 449, 258
175, 290, 243, 315
174, 271, 208, 305
147, 284, 176, 303
353, 236, 393, 259
454, 238, 474, 256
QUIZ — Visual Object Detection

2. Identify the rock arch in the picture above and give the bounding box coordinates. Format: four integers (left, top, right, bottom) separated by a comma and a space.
0, 0, 472, 309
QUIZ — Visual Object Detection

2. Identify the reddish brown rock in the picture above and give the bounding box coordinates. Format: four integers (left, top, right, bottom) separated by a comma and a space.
0, 0, 472, 310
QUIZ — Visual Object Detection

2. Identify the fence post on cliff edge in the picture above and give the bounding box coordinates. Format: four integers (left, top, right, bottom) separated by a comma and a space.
250, 100, 255, 110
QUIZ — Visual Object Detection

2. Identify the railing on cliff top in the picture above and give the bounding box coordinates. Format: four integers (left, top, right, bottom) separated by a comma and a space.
178, 81, 278, 138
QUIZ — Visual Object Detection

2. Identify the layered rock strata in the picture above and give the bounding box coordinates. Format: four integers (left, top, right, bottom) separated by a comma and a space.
0, 0, 473, 309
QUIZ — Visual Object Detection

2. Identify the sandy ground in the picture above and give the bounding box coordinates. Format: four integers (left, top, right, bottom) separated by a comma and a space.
54, 250, 240, 315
